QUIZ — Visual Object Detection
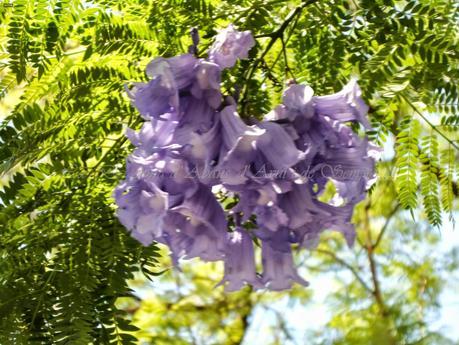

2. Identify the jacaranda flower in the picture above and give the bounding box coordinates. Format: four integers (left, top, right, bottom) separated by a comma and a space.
114, 25, 377, 292
217, 228, 262, 291
209, 24, 255, 69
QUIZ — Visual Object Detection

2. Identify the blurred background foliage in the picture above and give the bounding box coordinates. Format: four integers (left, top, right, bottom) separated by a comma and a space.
0, 0, 458, 344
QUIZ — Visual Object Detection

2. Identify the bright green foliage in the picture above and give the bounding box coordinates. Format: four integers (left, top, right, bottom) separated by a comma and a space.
395, 116, 421, 210
420, 134, 441, 226
0, 0, 458, 344
439, 148, 455, 216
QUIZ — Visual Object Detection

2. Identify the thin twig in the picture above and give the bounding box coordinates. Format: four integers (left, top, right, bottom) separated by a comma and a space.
280, 36, 294, 80
264, 305, 299, 345
401, 94, 459, 151
362, 202, 398, 343
373, 203, 401, 249
315, 248, 373, 294
362, 202, 392, 321
173, 272, 198, 345
240, 0, 319, 115
258, 12, 301, 87
363, 203, 382, 306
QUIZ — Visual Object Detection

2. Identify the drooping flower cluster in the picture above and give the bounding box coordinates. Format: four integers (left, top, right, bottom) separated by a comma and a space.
114, 25, 378, 291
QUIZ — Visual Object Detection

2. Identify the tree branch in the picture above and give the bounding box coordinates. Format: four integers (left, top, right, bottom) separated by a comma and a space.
258, 11, 301, 88
401, 94, 459, 151
373, 203, 401, 249
363, 202, 388, 317
235, 296, 254, 345
315, 248, 373, 294
362, 203, 399, 344
280, 36, 295, 79
240, 0, 318, 115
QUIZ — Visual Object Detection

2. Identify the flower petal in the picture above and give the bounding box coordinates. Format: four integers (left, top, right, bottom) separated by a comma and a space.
217, 228, 262, 291
209, 24, 255, 69
261, 241, 309, 291
314, 79, 371, 129
146, 54, 197, 90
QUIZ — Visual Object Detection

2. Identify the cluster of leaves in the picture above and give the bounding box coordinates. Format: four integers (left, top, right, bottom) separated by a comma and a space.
0, 0, 164, 343
0, 0, 458, 343
0, 167, 160, 344
288, 0, 459, 225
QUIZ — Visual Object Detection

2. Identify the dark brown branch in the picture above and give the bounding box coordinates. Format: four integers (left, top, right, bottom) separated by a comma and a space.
257, 12, 301, 87
363, 202, 388, 317
362, 202, 397, 345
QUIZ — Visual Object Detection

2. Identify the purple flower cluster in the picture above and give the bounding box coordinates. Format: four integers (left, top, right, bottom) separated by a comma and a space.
114, 25, 378, 291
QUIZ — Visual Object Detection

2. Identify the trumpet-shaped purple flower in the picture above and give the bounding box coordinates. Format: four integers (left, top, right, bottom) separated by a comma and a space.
281, 83, 315, 119
217, 105, 305, 186
115, 25, 377, 292
114, 179, 168, 246
190, 61, 222, 109
261, 240, 309, 291
125, 114, 179, 153
126, 79, 179, 120
254, 204, 289, 232
146, 54, 198, 90
217, 228, 262, 291
164, 184, 228, 262
314, 78, 371, 129
209, 24, 255, 69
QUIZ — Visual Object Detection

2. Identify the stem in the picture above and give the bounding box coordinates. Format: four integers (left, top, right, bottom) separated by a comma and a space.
401, 94, 459, 151
316, 248, 373, 294
30, 269, 57, 329
240, 0, 318, 115
258, 12, 301, 87
89, 135, 128, 176
363, 202, 387, 316
373, 203, 400, 249
234, 293, 254, 345
281, 36, 295, 79
45, 48, 87, 60
362, 202, 398, 344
